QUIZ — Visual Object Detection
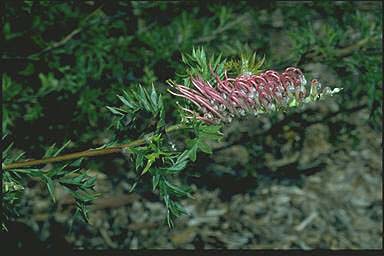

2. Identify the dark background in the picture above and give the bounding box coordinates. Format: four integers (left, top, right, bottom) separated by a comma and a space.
2, 1, 382, 249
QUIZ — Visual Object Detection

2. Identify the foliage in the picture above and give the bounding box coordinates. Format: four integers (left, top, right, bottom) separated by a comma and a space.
2, 138, 99, 230
1, 1, 382, 231
283, 4, 382, 128
106, 83, 223, 227
225, 52, 265, 76
177, 47, 226, 87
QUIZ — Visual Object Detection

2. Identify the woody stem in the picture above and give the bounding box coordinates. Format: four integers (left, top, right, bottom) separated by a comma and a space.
3, 124, 186, 170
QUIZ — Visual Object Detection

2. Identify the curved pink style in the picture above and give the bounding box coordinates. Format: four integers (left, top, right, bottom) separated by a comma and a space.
169, 67, 309, 123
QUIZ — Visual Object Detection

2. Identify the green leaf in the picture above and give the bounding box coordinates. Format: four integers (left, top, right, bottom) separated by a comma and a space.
150, 84, 158, 108
69, 158, 84, 168
53, 140, 71, 156
197, 140, 212, 154
122, 90, 137, 109
164, 179, 190, 198
141, 158, 154, 175
200, 124, 222, 136
2, 142, 14, 161
106, 106, 126, 116
152, 174, 160, 191
14, 152, 26, 161
72, 191, 99, 203
189, 142, 198, 161
162, 159, 187, 174
82, 176, 97, 190
169, 201, 187, 217
135, 152, 144, 170
176, 149, 190, 163
45, 176, 56, 203
75, 202, 90, 223
137, 84, 152, 112
26, 169, 45, 178
117, 94, 134, 109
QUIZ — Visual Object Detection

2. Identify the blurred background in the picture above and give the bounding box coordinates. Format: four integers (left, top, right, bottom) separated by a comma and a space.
2, 1, 382, 249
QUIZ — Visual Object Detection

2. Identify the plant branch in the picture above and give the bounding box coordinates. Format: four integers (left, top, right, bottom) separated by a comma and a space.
193, 13, 250, 44
1, 5, 104, 61
305, 37, 372, 61
334, 37, 371, 57
3, 124, 186, 170
295, 36, 374, 67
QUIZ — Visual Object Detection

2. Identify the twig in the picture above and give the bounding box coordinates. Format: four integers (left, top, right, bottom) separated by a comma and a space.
1, 5, 104, 61
33, 28, 82, 57
295, 212, 318, 231
3, 124, 186, 170
304, 37, 372, 61
334, 37, 371, 58
193, 13, 250, 44
63, 194, 138, 211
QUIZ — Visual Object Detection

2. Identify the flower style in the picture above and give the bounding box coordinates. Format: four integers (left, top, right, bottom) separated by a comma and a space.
168, 67, 333, 124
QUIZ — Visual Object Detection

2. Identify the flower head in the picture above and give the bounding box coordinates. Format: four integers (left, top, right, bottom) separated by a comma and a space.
168, 67, 339, 124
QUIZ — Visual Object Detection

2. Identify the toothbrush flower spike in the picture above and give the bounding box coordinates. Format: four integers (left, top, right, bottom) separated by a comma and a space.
168, 66, 341, 124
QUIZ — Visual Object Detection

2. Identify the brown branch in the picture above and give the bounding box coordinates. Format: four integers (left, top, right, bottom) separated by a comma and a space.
334, 37, 371, 58
304, 37, 372, 62
3, 124, 186, 170
60, 194, 139, 211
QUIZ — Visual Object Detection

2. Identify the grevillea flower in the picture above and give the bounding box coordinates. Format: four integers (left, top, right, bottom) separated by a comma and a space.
168, 67, 339, 124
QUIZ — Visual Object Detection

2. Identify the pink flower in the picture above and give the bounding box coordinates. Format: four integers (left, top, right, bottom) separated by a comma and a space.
169, 67, 318, 124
